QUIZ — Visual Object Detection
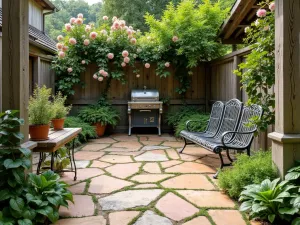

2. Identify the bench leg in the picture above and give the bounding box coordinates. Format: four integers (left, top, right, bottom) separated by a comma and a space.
179, 138, 188, 153
226, 149, 234, 163
213, 151, 232, 179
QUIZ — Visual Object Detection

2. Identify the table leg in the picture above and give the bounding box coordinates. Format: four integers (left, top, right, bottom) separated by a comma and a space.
50, 152, 54, 171
71, 139, 77, 181
68, 148, 73, 170
37, 152, 43, 175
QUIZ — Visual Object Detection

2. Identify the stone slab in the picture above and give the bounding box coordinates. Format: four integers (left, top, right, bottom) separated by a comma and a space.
165, 162, 215, 174
109, 211, 140, 225
135, 152, 168, 162
182, 216, 212, 225
59, 195, 95, 217
105, 163, 141, 179
54, 216, 106, 225
133, 210, 172, 225
209, 210, 247, 225
131, 174, 174, 183
99, 155, 133, 163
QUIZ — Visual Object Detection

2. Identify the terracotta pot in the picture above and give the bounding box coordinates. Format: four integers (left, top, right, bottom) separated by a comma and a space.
94, 122, 106, 137
29, 124, 50, 141
52, 118, 65, 130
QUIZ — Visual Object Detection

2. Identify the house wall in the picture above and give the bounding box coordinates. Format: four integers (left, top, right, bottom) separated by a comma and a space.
29, 0, 43, 30
0, 36, 2, 111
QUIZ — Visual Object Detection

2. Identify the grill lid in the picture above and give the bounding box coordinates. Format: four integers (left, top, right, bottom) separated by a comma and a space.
131, 87, 159, 102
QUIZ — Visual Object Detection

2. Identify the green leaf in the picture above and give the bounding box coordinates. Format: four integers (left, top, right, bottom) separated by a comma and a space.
4, 159, 22, 169
268, 214, 275, 223
47, 210, 59, 223
0, 189, 11, 201
9, 197, 25, 212
278, 207, 299, 215
22, 208, 36, 220
239, 201, 252, 211
18, 148, 31, 157
36, 206, 53, 217
292, 218, 300, 225
47, 196, 59, 207
21, 158, 31, 169
285, 172, 300, 181
13, 132, 24, 140
12, 168, 25, 184
17, 219, 32, 225
293, 197, 300, 208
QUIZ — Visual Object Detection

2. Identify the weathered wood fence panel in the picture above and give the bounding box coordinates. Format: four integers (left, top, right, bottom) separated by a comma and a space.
68, 62, 207, 132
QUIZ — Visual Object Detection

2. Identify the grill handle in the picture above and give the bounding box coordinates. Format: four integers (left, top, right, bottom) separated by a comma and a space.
139, 110, 151, 112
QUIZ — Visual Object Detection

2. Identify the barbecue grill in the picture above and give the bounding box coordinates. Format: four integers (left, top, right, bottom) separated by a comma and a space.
128, 86, 163, 136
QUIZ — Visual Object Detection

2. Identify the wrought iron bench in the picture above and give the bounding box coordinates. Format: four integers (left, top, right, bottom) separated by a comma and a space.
180, 99, 263, 178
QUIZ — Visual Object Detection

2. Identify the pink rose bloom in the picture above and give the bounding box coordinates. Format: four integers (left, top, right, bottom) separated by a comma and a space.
57, 35, 63, 41
90, 32, 98, 40
65, 23, 72, 31
70, 17, 76, 24
103, 72, 108, 77
62, 46, 68, 52
113, 21, 120, 29
165, 62, 170, 68
103, 16, 108, 20
129, 26, 133, 30
67, 68, 73, 73
131, 38, 137, 44
75, 18, 83, 25
112, 16, 118, 22
107, 53, 114, 59
78, 13, 83, 18
124, 57, 130, 63
93, 74, 98, 79
257, 9, 267, 18
81, 60, 86, 64
172, 36, 179, 42
99, 69, 105, 75
122, 50, 129, 57
56, 43, 63, 50
58, 51, 65, 58
83, 39, 90, 46
263, 25, 270, 31
127, 29, 132, 35
69, 38, 77, 45
269, 2, 275, 12
136, 74, 140, 78
145, 63, 150, 68
121, 62, 126, 67
120, 20, 126, 27
98, 77, 103, 82
85, 25, 91, 32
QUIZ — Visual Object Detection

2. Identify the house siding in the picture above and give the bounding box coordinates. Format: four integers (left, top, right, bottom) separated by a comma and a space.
29, 0, 43, 30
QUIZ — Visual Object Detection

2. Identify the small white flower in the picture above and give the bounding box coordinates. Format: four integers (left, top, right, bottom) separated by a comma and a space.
5, 110, 11, 115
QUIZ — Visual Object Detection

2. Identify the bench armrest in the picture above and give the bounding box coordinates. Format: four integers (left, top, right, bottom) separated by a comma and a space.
221, 129, 257, 147
186, 120, 208, 132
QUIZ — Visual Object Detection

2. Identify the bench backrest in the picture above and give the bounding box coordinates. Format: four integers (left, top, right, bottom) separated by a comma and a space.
205, 101, 225, 136
214, 99, 243, 140
230, 104, 263, 148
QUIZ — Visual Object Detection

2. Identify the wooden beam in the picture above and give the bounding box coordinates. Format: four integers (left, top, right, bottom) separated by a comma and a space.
2, 0, 29, 141
268, 0, 300, 176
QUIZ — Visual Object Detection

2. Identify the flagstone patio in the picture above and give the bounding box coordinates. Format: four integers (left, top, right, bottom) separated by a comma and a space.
34, 134, 254, 225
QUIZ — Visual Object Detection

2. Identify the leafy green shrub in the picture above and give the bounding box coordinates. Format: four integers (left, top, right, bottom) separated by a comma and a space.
42, 147, 71, 171
239, 162, 300, 225
52, 92, 72, 119
218, 151, 277, 199
175, 113, 210, 137
166, 106, 201, 127
0, 110, 73, 224
28, 85, 55, 125
78, 105, 120, 126
64, 116, 97, 146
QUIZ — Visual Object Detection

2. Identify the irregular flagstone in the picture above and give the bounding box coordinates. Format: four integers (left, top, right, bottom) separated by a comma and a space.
139, 136, 148, 141
166, 149, 180, 159
54, 215, 106, 225
196, 155, 231, 168
67, 160, 89, 169
89, 175, 134, 194
161, 174, 215, 190
99, 190, 163, 210
131, 174, 174, 183
182, 216, 212, 225
180, 146, 214, 156
113, 135, 139, 142
143, 163, 161, 173
161, 160, 183, 168
90, 160, 112, 168
133, 210, 172, 225
134, 152, 168, 162
81, 143, 110, 151
108, 151, 145, 156
75, 151, 105, 160
148, 136, 178, 142
162, 141, 184, 148
99, 155, 133, 163
156, 193, 198, 221
180, 154, 200, 161
101, 147, 133, 152
68, 182, 86, 194
177, 190, 235, 208
105, 163, 141, 179
60, 168, 105, 185
165, 162, 215, 174
140, 145, 170, 151
133, 184, 159, 189
59, 195, 95, 217
109, 211, 140, 225
208, 210, 247, 225
112, 141, 143, 151
89, 137, 117, 144
141, 141, 162, 146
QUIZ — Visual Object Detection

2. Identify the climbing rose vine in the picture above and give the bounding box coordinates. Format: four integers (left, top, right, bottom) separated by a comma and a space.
235, 1, 275, 132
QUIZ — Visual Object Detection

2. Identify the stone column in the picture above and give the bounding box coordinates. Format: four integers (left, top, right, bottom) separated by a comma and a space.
2, 0, 29, 140
268, 0, 300, 176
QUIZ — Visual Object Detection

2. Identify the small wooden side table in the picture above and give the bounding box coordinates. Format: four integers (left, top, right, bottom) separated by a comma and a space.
32, 128, 82, 181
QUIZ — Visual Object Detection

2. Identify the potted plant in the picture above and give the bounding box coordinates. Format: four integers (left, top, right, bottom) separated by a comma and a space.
78, 105, 120, 136
52, 92, 72, 130
28, 85, 55, 140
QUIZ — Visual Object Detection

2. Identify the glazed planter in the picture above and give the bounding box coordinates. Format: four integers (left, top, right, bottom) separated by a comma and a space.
52, 118, 65, 130
29, 124, 50, 140
94, 122, 106, 137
